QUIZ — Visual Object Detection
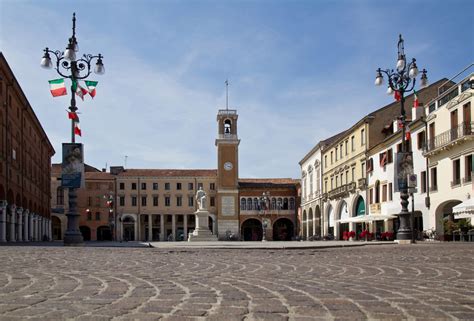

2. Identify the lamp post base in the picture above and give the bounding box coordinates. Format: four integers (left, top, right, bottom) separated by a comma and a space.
396, 239, 414, 245
396, 212, 413, 244
63, 233, 85, 246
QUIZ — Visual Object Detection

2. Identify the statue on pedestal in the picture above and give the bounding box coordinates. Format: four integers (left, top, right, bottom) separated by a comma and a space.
196, 187, 207, 211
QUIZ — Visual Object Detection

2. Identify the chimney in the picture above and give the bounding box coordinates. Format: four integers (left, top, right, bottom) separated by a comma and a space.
102, 168, 106, 172
110, 166, 125, 175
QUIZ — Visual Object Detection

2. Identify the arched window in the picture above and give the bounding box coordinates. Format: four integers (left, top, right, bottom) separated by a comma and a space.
253, 198, 259, 211
240, 198, 246, 211
57, 187, 64, 205
283, 198, 289, 210
271, 198, 276, 210
289, 198, 295, 210
277, 198, 283, 209
309, 173, 313, 195
247, 198, 253, 210
224, 119, 232, 135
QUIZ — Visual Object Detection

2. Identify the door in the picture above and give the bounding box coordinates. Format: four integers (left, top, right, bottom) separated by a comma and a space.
451, 109, 458, 139
464, 102, 471, 134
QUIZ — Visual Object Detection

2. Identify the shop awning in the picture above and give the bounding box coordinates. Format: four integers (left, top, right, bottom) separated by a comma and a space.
337, 214, 397, 223
452, 197, 474, 216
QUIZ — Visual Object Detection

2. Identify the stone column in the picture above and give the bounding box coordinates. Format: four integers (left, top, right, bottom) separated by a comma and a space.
160, 214, 165, 241
23, 210, 29, 241
29, 214, 34, 241
305, 217, 309, 240
48, 219, 52, 241
148, 214, 153, 242
0, 202, 6, 242
212, 216, 217, 235
17, 208, 23, 242
39, 216, 43, 241
183, 214, 188, 241
33, 215, 37, 241
9, 205, 16, 242
171, 214, 176, 241
134, 216, 138, 241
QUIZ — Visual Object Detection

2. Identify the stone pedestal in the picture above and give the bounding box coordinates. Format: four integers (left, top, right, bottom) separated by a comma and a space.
188, 210, 217, 242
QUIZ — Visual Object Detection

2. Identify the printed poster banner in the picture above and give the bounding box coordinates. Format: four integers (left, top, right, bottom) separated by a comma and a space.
62, 143, 85, 188
394, 151, 414, 192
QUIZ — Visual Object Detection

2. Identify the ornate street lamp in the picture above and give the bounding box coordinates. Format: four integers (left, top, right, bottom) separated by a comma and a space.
41, 13, 104, 246
259, 192, 271, 242
374, 34, 428, 242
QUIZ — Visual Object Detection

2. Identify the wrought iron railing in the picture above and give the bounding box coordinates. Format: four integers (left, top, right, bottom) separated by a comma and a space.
426, 122, 473, 152
328, 182, 356, 200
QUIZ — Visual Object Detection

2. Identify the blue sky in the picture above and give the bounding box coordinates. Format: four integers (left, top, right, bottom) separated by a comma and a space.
1, 0, 473, 178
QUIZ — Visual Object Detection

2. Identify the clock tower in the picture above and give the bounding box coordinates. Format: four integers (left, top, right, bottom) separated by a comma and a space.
215, 109, 240, 238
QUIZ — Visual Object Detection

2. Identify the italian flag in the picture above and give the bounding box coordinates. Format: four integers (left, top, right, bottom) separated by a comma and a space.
413, 89, 419, 108
72, 80, 88, 101
48, 79, 67, 97
85, 80, 98, 98
405, 125, 411, 140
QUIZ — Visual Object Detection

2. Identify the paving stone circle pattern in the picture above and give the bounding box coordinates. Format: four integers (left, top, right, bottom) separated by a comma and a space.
0, 243, 473, 320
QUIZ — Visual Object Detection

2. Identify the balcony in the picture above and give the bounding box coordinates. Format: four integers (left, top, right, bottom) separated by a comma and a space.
425, 122, 474, 155
328, 182, 356, 200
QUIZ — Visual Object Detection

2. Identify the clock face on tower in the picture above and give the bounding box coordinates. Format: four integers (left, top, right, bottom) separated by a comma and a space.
224, 162, 233, 171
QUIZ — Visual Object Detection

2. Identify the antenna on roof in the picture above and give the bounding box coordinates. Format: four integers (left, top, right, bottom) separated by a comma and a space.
124, 155, 128, 169
225, 79, 229, 111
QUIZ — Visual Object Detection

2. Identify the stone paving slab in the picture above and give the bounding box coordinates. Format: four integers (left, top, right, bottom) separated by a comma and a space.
0, 243, 472, 320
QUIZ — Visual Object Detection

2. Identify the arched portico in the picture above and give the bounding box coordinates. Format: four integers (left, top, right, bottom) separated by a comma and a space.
314, 205, 321, 237
308, 208, 314, 238
337, 200, 349, 240
273, 218, 294, 241
122, 215, 137, 241
241, 218, 263, 241
435, 200, 462, 240
80, 226, 91, 241
302, 210, 307, 240
327, 204, 334, 238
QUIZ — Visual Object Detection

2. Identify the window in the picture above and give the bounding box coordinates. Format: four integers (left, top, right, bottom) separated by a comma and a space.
345, 140, 348, 155
210, 183, 215, 190
177, 183, 182, 190
366, 158, 374, 173
397, 143, 402, 153
351, 136, 355, 151
165, 196, 170, 207
369, 188, 373, 204
289, 198, 295, 210
375, 181, 380, 203
254, 198, 259, 211
452, 159, 461, 186
331, 151, 333, 164
151, 183, 157, 190
271, 198, 276, 210
361, 162, 366, 178
466, 154, 473, 182
57, 187, 64, 205
188, 182, 193, 190
131, 196, 137, 206
361, 129, 365, 145
421, 171, 427, 193
388, 183, 393, 201
131, 183, 137, 190
247, 198, 253, 210
119, 196, 125, 206
210, 197, 215, 207
119, 182, 125, 190
309, 173, 313, 195
351, 167, 355, 182
335, 147, 338, 161
324, 180, 328, 193
324, 155, 328, 168
141, 182, 146, 190
417, 131, 426, 150
345, 170, 349, 184
198, 183, 203, 189
283, 198, 289, 210
340, 144, 343, 158
335, 175, 339, 188
187, 196, 193, 207
382, 184, 387, 202
87, 212, 92, 221
331, 177, 334, 189
153, 196, 158, 206
95, 212, 101, 221
141, 196, 147, 206
176, 196, 182, 207
430, 167, 438, 191
165, 183, 170, 190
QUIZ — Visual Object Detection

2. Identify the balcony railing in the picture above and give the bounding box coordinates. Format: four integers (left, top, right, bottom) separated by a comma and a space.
328, 182, 356, 200
426, 122, 473, 153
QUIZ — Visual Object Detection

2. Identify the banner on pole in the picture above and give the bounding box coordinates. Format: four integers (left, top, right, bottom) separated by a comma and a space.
61, 143, 85, 188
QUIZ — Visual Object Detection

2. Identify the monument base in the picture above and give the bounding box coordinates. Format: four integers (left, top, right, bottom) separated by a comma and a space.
188, 209, 217, 242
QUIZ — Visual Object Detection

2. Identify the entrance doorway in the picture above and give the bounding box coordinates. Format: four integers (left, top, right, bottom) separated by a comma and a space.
97, 226, 112, 241
242, 219, 263, 241
79, 226, 91, 241
272, 218, 294, 241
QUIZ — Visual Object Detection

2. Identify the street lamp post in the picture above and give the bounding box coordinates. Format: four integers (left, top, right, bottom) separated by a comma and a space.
259, 192, 270, 242
374, 34, 428, 242
104, 192, 114, 241
41, 13, 104, 246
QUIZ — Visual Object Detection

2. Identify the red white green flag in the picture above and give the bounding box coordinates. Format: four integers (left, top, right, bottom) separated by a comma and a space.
405, 125, 411, 140
74, 124, 82, 136
48, 79, 67, 97
72, 80, 88, 101
85, 80, 98, 98
413, 89, 419, 107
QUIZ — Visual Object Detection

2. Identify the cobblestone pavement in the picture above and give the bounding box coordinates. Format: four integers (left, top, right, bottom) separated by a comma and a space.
0, 243, 472, 321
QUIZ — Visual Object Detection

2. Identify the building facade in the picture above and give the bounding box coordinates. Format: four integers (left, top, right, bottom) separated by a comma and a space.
424, 74, 473, 239
0, 52, 55, 242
